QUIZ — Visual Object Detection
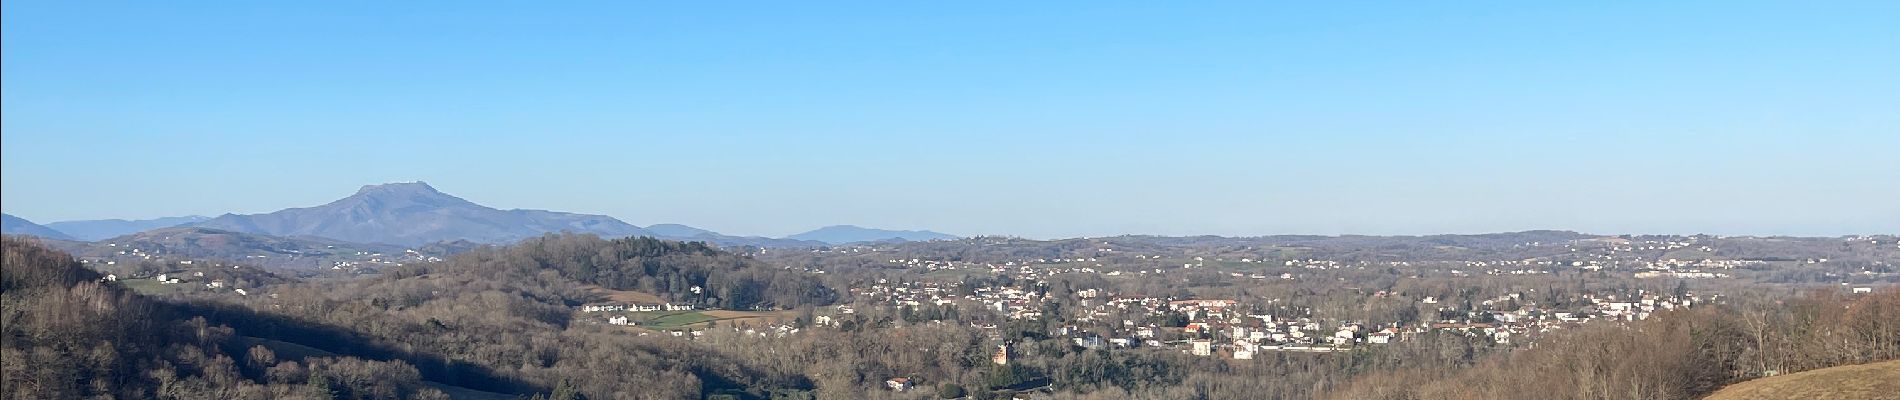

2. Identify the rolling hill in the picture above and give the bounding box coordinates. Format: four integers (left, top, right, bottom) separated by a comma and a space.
0, 237, 496, 398
1, 213, 77, 241
784, 225, 957, 244
645, 223, 717, 237
77, 226, 412, 270
1703, 359, 1900, 400
638, 223, 834, 248
45, 215, 211, 241
672, 233, 828, 248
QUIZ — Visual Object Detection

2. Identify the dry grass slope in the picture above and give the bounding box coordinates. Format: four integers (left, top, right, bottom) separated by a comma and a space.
1704, 359, 1900, 400
699, 310, 799, 328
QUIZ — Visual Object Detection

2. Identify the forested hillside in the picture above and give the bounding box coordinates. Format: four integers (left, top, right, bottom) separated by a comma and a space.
0, 237, 449, 399
5, 233, 844, 399
177, 233, 839, 399
435, 234, 836, 309
1325, 289, 1900, 400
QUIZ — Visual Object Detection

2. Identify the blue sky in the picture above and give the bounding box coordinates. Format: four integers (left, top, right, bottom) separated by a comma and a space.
4, 1, 1897, 238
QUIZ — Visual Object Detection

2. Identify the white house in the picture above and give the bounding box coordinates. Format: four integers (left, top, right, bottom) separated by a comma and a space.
1331, 329, 1356, 345
1190, 340, 1213, 356
1369, 329, 1396, 344
581, 304, 627, 312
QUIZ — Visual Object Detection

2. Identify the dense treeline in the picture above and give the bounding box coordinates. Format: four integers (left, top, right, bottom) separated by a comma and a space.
8, 234, 841, 400
1, 237, 448, 399
428, 234, 835, 309
1326, 288, 1900, 400
191, 234, 833, 399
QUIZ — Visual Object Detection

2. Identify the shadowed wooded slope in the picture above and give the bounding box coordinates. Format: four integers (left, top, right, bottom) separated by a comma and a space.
1324, 289, 1900, 400
1, 236, 456, 399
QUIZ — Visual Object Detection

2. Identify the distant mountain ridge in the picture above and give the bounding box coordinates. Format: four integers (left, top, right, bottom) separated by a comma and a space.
12, 182, 940, 249
645, 223, 717, 237
191, 182, 653, 246
784, 225, 958, 244
13, 183, 955, 249
47, 215, 211, 241
682, 233, 829, 248
1, 213, 78, 241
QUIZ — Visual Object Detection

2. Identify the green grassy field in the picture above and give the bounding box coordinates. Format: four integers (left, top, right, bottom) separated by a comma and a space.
616, 310, 798, 330
632, 311, 718, 329
236, 336, 338, 359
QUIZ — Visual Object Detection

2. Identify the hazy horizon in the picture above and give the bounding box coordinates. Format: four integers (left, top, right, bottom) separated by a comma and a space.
3, 178, 1891, 239
6, 2, 1897, 238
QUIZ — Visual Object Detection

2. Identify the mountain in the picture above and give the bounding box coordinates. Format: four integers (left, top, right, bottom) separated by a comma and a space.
45, 215, 211, 241
645, 223, 717, 237
416, 239, 485, 258
679, 233, 828, 248
636, 223, 828, 248
783, 225, 957, 244
1, 213, 78, 241
191, 182, 652, 246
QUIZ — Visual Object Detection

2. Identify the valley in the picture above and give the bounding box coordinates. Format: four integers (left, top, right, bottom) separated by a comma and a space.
7, 2, 1894, 398
5, 217, 1896, 399
8, 185, 1896, 399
